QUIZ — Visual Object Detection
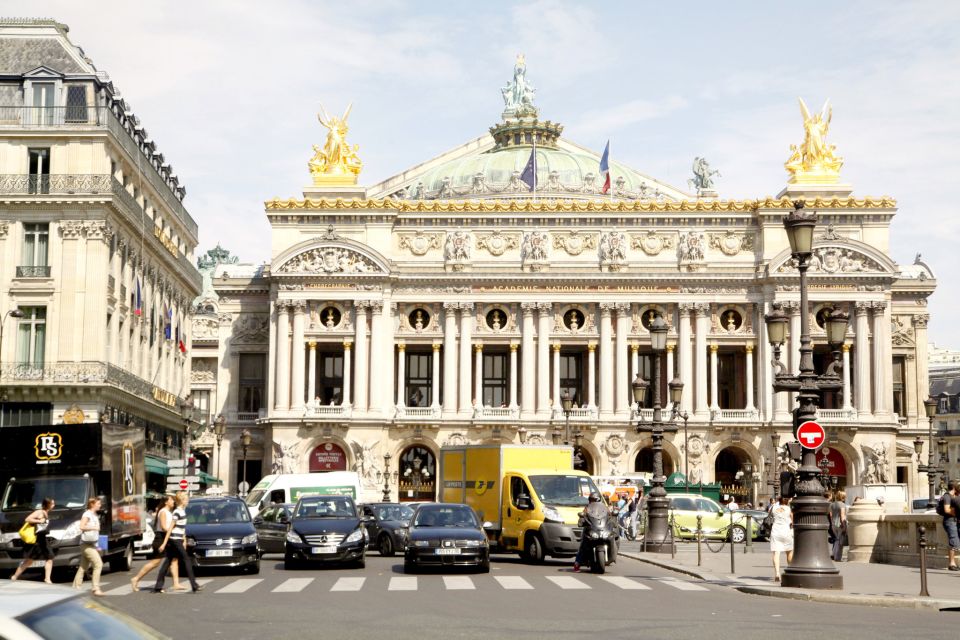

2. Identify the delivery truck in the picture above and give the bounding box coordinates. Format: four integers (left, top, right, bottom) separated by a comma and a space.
0, 422, 146, 574
439, 444, 602, 563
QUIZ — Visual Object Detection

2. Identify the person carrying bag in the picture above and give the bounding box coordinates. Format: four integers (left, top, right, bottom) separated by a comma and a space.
72, 497, 105, 596
11, 497, 56, 583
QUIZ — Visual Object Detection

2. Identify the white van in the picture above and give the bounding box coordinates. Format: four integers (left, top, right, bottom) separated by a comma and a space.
244, 472, 362, 518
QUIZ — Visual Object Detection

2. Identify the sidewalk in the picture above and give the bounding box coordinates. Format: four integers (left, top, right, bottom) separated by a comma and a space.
619, 540, 960, 611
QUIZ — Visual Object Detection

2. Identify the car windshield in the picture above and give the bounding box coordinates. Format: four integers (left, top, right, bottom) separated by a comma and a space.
1, 478, 88, 511
18, 597, 167, 640
295, 497, 356, 518
528, 475, 599, 507
375, 505, 414, 521
244, 489, 265, 508
186, 501, 250, 524
412, 506, 478, 528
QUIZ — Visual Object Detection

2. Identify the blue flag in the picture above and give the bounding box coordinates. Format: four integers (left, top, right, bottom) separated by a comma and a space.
520, 147, 536, 192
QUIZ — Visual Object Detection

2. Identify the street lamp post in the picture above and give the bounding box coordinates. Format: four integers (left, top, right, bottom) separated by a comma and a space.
770, 432, 782, 501
668, 378, 688, 493
213, 414, 227, 485
764, 201, 848, 589
0, 308, 25, 428
917, 398, 947, 509
554, 390, 584, 468
379, 452, 396, 502
240, 429, 252, 497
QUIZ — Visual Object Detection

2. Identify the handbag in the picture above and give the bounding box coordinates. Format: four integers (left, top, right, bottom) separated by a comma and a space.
18, 522, 36, 545
81, 529, 99, 544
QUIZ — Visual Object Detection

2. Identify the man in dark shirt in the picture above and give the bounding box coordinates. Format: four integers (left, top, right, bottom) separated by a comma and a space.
573, 493, 609, 573
943, 481, 960, 571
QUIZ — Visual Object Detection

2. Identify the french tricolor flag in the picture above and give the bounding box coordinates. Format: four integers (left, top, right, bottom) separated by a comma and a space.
133, 279, 142, 316
599, 140, 611, 194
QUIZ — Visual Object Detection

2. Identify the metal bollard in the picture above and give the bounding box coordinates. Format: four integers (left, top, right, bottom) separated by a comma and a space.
744, 514, 753, 554
729, 509, 735, 574
918, 525, 930, 597
670, 511, 675, 560
696, 515, 702, 567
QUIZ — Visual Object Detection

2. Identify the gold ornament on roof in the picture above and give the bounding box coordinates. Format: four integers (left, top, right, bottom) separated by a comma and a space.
308, 103, 363, 185
785, 98, 844, 184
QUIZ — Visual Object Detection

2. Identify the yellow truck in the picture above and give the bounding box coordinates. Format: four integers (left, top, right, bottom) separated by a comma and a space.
439, 444, 601, 563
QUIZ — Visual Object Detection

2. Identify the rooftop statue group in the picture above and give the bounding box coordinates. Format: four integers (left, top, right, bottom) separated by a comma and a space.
308, 103, 363, 180
785, 97, 844, 181
502, 54, 537, 116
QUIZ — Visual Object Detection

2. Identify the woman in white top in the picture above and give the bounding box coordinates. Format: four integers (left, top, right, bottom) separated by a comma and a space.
152, 491, 200, 593
72, 497, 104, 596
769, 496, 794, 582
130, 495, 180, 591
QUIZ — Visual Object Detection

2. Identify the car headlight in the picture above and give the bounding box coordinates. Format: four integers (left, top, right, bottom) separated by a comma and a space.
345, 529, 364, 544
241, 533, 258, 545
413, 540, 430, 547
285, 530, 302, 544
461, 540, 485, 547
542, 506, 564, 523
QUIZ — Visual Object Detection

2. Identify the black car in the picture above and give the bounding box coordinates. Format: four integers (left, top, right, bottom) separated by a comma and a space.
184, 496, 259, 574
361, 503, 414, 557
284, 495, 367, 569
403, 503, 490, 574
252, 502, 296, 555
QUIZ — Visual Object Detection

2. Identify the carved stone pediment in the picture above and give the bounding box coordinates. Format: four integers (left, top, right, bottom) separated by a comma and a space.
398, 231, 442, 256
708, 231, 754, 256
476, 230, 520, 257
231, 314, 269, 344
552, 230, 597, 257
277, 245, 383, 274
776, 245, 886, 274
630, 231, 675, 256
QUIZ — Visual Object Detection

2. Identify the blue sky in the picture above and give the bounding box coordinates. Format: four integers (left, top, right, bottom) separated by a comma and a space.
13, 1, 960, 345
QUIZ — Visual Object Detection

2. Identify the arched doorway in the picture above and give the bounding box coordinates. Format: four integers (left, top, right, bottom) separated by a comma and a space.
309, 442, 348, 472
574, 448, 593, 475
816, 446, 848, 490
634, 448, 675, 476
714, 446, 750, 501
398, 445, 436, 502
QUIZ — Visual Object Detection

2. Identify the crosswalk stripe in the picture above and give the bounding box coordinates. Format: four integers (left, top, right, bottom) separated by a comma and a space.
272, 578, 314, 593
103, 583, 135, 596
546, 576, 591, 590
494, 576, 534, 590
656, 578, 709, 592
330, 577, 366, 592
215, 578, 262, 594
388, 577, 418, 591
596, 576, 651, 590
442, 576, 475, 590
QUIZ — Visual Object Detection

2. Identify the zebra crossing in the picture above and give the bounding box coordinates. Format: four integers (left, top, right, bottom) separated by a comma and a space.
100, 573, 710, 597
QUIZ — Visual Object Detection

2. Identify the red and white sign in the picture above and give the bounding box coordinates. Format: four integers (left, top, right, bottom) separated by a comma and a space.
179, 478, 188, 490
796, 420, 826, 450
309, 443, 347, 472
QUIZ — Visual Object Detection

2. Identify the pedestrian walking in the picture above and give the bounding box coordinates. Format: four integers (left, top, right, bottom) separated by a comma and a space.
769, 496, 793, 582
152, 491, 201, 593
10, 497, 56, 583
130, 496, 180, 591
829, 490, 847, 562
938, 481, 960, 571
72, 497, 105, 596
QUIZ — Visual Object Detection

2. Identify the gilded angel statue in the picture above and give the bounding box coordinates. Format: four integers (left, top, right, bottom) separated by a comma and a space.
309, 103, 363, 180
785, 97, 843, 180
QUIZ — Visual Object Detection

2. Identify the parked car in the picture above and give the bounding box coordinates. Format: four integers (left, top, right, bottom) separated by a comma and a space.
252, 503, 296, 556
736, 508, 770, 541
360, 503, 414, 557
0, 580, 168, 639
184, 496, 259, 574
403, 503, 491, 574
284, 495, 367, 569
660, 494, 760, 543
134, 521, 156, 556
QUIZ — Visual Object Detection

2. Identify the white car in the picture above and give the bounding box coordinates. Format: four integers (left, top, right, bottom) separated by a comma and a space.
0, 581, 168, 639
134, 522, 155, 556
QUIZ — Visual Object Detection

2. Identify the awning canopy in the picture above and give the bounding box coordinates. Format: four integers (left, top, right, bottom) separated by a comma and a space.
198, 470, 222, 486
145, 455, 167, 476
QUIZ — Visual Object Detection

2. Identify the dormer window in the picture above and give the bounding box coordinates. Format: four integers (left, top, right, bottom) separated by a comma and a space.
31, 81, 55, 125
65, 85, 88, 123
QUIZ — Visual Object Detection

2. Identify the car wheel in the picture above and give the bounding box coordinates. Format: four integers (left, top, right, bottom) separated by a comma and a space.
245, 560, 260, 575
379, 534, 395, 557
522, 532, 545, 564
109, 542, 134, 572
729, 525, 747, 544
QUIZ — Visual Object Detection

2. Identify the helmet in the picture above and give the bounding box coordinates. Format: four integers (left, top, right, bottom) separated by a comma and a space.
588, 492, 602, 503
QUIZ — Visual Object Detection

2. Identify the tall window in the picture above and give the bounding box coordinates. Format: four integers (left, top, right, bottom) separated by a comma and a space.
31, 82, 55, 125
64, 85, 88, 123
22, 223, 49, 266
634, 352, 667, 408
193, 389, 212, 426
316, 353, 343, 405
28, 148, 50, 194
482, 352, 508, 408
892, 356, 906, 418
716, 351, 745, 409
16, 307, 46, 366
405, 352, 431, 407
238, 353, 265, 414
559, 353, 583, 406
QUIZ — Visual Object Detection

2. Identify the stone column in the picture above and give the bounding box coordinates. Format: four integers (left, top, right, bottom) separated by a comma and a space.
842, 343, 853, 411
396, 343, 406, 408
854, 302, 872, 416
745, 343, 755, 411
631, 343, 640, 385
587, 343, 597, 409
536, 303, 552, 416
368, 301, 388, 414
694, 303, 709, 417
599, 303, 614, 415
914, 314, 931, 426
342, 339, 353, 406
758, 302, 773, 422
520, 303, 536, 416
678, 304, 693, 415
474, 342, 483, 407
552, 342, 561, 409
459, 303, 474, 415
307, 341, 317, 404
290, 301, 306, 410
431, 342, 441, 408
274, 300, 291, 411
615, 303, 630, 415
353, 301, 369, 413
443, 302, 458, 416
509, 343, 519, 409
709, 343, 719, 411
872, 301, 891, 417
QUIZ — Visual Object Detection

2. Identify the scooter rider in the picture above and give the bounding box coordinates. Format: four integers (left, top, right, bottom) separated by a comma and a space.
573, 492, 608, 573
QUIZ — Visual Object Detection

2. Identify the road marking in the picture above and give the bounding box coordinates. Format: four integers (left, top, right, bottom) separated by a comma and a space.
102, 584, 134, 596
272, 578, 314, 593
494, 576, 534, 590
656, 578, 709, 591
546, 576, 591, 590
443, 576, 475, 590
596, 576, 651, 590
388, 577, 418, 591
330, 577, 366, 592
215, 578, 262, 594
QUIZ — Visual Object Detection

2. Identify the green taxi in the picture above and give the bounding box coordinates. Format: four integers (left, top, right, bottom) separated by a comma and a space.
639, 494, 760, 543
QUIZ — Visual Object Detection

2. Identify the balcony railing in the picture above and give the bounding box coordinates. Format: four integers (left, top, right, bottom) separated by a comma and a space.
15, 265, 52, 278
304, 404, 352, 419
396, 405, 441, 419
475, 405, 520, 420
550, 406, 597, 420
0, 173, 111, 196
818, 408, 859, 422
711, 408, 760, 422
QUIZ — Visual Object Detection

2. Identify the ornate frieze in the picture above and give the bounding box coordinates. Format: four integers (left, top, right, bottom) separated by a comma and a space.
277, 246, 382, 274
552, 230, 597, 257
776, 246, 885, 274
521, 231, 549, 271
232, 314, 269, 344
677, 231, 706, 271
398, 231, 443, 256
444, 231, 472, 271
475, 230, 520, 257
599, 230, 627, 271
0, 220, 9, 238
890, 315, 914, 346
630, 231, 675, 256
192, 316, 219, 340
190, 358, 216, 383
59, 220, 85, 239
708, 230, 754, 256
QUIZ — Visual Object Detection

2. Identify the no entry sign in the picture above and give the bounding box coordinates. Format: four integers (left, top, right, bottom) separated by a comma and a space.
796, 420, 826, 451
179, 478, 189, 490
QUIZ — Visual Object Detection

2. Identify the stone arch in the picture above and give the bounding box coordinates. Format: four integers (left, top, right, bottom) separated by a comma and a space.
768, 238, 898, 276
629, 437, 681, 477
397, 442, 438, 502
709, 439, 763, 500
574, 440, 599, 475
272, 236, 392, 275
305, 438, 352, 473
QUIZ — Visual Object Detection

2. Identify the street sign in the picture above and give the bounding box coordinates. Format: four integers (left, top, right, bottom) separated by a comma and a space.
167, 482, 200, 491
167, 460, 188, 468
796, 420, 826, 451
179, 478, 188, 490
165, 469, 196, 477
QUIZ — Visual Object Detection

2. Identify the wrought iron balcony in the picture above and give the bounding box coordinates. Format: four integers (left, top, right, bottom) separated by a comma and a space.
0, 105, 105, 128
0, 174, 111, 196
15, 265, 51, 278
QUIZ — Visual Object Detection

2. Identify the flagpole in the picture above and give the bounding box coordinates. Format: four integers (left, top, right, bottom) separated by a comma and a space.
532, 135, 537, 203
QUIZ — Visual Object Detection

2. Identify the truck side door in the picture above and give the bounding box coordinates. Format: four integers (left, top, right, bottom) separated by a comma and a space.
502, 475, 534, 550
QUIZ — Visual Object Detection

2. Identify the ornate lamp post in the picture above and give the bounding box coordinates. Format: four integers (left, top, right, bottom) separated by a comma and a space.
667, 378, 688, 492
765, 201, 849, 589
553, 390, 584, 467
240, 429, 252, 497
378, 452, 398, 502
916, 398, 947, 509
770, 432, 782, 500
517, 426, 528, 445
213, 414, 227, 484
632, 314, 672, 553
403, 456, 431, 500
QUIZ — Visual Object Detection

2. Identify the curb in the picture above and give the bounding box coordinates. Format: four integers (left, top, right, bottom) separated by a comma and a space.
619, 551, 708, 581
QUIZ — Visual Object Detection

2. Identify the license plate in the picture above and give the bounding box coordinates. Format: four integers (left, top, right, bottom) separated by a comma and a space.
312, 546, 338, 554
435, 548, 460, 555
206, 549, 233, 558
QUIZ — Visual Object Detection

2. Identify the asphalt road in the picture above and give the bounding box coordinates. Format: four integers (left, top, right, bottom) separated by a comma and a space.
54, 552, 959, 640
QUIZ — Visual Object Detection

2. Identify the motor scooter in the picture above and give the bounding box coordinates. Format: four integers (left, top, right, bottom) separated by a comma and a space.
580, 513, 618, 574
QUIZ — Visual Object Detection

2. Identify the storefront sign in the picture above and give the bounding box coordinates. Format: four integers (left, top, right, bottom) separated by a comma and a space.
816, 447, 847, 477
151, 387, 177, 407
473, 284, 680, 293
309, 442, 347, 472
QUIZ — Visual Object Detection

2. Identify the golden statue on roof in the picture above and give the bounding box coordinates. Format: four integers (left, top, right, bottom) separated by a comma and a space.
785, 98, 844, 184
309, 103, 363, 185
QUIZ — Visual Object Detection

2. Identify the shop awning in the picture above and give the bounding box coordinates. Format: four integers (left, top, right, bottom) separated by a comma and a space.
145, 455, 167, 476
198, 470, 222, 486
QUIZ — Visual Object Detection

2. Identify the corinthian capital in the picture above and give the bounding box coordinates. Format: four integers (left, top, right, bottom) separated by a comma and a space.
871, 300, 887, 312
693, 302, 711, 315
292, 299, 308, 313
913, 313, 930, 328
520, 302, 537, 315
369, 300, 384, 314
459, 302, 475, 313
854, 301, 871, 315
536, 302, 553, 312
599, 302, 616, 315
678, 303, 695, 317
443, 301, 460, 311
614, 302, 631, 315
